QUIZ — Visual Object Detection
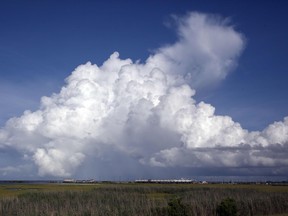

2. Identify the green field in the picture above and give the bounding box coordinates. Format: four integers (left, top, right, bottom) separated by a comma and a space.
0, 183, 288, 215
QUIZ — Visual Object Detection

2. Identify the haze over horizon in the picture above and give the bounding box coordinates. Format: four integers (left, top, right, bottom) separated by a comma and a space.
0, 1, 287, 180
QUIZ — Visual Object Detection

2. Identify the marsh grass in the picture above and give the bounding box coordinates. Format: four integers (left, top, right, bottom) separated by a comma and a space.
0, 183, 287, 215
0, 183, 100, 198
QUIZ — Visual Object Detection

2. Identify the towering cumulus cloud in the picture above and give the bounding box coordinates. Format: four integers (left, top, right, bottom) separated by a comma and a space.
0, 12, 287, 178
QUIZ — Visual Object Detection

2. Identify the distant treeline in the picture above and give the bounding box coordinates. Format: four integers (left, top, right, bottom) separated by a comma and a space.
1, 184, 288, 215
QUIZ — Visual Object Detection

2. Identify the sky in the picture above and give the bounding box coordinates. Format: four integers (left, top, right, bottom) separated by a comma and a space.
0, 0, 288, 180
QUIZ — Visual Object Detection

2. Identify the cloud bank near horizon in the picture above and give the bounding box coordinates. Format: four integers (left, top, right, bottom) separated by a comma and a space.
0, 12, 287, 178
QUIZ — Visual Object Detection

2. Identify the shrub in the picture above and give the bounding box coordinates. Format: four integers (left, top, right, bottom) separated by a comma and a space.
167, 197, 187, 216
216, 197, 237, 216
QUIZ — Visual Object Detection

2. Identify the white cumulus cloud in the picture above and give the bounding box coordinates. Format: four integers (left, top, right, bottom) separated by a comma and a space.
0, 12, 287, 178
147, 12, 245, 89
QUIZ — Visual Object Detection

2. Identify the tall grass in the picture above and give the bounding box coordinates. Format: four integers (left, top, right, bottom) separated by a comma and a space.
0, 184, 287, 215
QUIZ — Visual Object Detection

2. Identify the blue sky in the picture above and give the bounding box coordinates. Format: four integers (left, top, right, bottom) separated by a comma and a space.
1, 0, 287, 131
0, 0, 288, 179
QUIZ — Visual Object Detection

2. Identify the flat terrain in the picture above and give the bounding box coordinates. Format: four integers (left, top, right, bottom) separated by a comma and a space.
0, 182, 101, 197
1, 182, 288, 197
0, 182, 288, 215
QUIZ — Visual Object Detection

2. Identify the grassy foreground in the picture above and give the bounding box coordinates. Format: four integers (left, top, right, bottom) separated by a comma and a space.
0, 183, 288, 215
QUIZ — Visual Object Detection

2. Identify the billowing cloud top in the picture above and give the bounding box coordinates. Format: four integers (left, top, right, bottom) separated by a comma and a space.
0, 12, 287, 178
148, 12, 245, 88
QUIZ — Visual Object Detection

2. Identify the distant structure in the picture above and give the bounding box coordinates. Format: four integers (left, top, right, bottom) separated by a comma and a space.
63, 179, 76, 183
135, 178, 195, 184
63, 179, 96, 183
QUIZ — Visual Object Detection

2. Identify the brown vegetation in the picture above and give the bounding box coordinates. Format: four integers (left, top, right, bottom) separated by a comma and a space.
0, 183, 287, 215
